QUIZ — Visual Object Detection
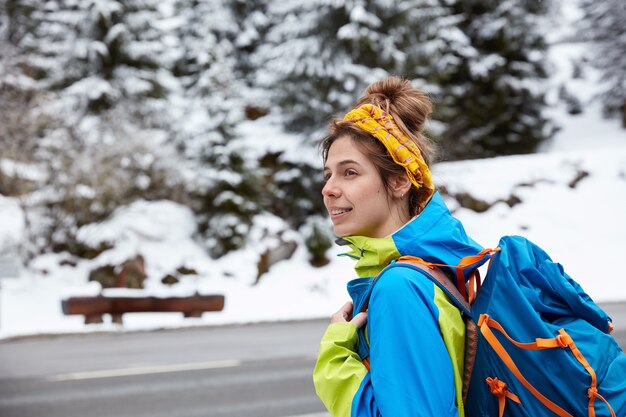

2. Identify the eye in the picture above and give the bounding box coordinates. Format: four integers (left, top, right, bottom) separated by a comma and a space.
322, 172, 331, 182
345, 169, 358, 177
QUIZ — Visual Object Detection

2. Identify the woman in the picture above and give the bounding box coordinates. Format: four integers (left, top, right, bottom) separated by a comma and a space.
313, 77, 483, 417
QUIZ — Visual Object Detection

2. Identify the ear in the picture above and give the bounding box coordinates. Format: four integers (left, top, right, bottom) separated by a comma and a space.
389, 174, 412, 198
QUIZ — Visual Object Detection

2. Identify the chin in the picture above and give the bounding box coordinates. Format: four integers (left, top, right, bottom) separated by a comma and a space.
333, 226, 350, 237
334, 225, 361, 237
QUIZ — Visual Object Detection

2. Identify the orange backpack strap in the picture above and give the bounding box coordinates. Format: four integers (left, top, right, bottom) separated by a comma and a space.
486, 377, 522, 417
478, 314, 617, 417
394, 257, 477, 403
398, 248, 498, 304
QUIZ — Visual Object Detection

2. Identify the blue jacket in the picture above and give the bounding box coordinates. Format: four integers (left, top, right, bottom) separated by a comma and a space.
313, 192, 484, 417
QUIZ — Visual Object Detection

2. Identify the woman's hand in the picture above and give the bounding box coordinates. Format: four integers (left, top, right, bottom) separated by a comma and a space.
331, 301, 368, 328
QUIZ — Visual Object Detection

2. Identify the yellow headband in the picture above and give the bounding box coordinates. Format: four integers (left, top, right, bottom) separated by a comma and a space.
343, 103, 434, 210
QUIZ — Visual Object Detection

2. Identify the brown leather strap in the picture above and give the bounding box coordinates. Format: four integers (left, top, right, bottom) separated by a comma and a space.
463, 319, 478, 403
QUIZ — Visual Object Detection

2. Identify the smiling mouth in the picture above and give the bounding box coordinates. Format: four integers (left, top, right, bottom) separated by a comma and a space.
330, 208, 352, 216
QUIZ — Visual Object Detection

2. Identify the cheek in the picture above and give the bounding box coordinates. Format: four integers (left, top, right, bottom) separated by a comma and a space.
368, 185, 387, 202
346, 179, 387, 206
355, 186, 386, 211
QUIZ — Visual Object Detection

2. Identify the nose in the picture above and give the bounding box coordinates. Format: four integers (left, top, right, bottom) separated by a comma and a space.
322, 176, 340, 198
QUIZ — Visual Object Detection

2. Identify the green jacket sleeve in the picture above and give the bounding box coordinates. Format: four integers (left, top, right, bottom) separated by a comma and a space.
313, 322, 369, 417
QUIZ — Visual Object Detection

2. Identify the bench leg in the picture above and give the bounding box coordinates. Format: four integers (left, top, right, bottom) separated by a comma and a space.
111, 313, 124, 325
85, 314, 103, 324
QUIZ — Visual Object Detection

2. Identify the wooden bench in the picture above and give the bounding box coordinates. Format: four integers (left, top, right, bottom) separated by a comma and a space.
62, 294, 225, 324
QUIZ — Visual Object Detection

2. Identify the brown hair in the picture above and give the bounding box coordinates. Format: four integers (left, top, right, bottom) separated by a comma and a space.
320, 76, 436, 216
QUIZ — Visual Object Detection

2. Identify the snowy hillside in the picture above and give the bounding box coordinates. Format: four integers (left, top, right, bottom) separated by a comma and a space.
1, 115, 624, 339
0, 0, 625, 340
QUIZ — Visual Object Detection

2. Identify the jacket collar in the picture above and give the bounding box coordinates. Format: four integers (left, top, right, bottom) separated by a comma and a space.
337, 192, 484, 278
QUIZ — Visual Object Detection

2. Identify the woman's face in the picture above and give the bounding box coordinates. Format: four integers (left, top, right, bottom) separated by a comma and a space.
322, 135, 408, 238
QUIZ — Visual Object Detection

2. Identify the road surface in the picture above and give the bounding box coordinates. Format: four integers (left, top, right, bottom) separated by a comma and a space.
0, 302, 624, 417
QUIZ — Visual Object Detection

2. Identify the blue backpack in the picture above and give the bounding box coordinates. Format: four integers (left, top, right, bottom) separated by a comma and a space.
391, 235, 626, 417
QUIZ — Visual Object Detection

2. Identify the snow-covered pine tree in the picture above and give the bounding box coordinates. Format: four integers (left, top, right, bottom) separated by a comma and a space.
251, 0, 390, 252
0, 9, 45, 177
256, 0, 418, 133
256, 0, 555, 160
252, 0, 446, 230
228, 0, 270, 86
3, 0, 185, 255
15, 0, 184, 135
171, 0, 264, 258
226, 0, 274, 121
432, 0, 555, 160
579, 0, 626, 127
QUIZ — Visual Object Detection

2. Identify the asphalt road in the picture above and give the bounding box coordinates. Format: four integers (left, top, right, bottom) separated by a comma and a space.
0, 320, 329, 417
0, 302, 624, 417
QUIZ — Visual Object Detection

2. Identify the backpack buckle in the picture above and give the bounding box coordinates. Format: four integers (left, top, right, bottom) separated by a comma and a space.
556, 329, 572, 348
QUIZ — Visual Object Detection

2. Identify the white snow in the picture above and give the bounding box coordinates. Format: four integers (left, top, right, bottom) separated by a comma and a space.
435, 146, 626, 302
1, 2, 625, 340
1, 106, 624, 339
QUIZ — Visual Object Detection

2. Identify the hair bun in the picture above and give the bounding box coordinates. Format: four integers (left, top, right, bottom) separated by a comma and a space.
355, 76, 432, 134
350, 76, 437, 166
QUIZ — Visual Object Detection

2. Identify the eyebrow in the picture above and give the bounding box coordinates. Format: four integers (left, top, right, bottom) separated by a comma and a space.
323, 159, 362, 171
